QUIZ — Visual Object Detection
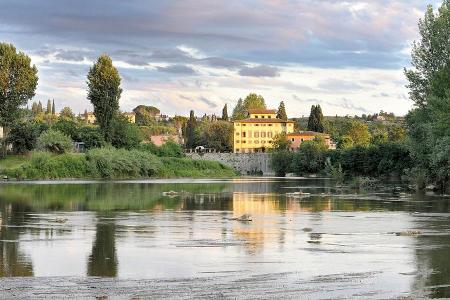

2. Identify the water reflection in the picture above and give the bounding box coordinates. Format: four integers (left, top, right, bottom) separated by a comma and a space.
88, 215, 117, 277
0, 179, 449, 298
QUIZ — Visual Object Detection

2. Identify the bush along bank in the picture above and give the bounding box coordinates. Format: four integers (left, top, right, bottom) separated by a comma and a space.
4, 148, 236, 180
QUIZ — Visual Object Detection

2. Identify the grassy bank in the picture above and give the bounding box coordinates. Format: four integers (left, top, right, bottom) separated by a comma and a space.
2, 149, 236, 180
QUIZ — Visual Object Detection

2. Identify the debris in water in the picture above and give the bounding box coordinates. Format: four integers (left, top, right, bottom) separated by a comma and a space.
302, 227, 313, 232
230, 214, 252, 222
395, 230, 422, 236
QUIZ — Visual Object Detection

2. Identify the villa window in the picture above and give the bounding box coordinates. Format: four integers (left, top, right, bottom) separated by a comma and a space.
254, 132, 259, 138
262, 116, 265, 118
255, 116, 258, 118
255, 140, 259, 144
268, 124, 272, 127
242, 124, 246, 126
268, 132, 273, 138
261, 132, 266, 138
268, 116, 272, 119
242, 132, 246, 137
236, 132, 240, 136
242, 140, 246, 144
236, 140, 240, 143
292, 138, 295, 142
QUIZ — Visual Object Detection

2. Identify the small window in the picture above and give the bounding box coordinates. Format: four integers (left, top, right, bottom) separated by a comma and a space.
242, 132, 246, 137
255, 116, 258, 118
242, 124, 246, 126
236, 132, 240, 136
292, 138, 294, 141
261, 132, 266, 138
301, 138, 304, 142
242, 140, 246, 144
268, 124, 273, 127
254, 132, 259, 138
255, 124, 259, 127
236, 140, 240, 143
255, 140, 259, 144
268, 116, 272, 119
262, 116, 265, 118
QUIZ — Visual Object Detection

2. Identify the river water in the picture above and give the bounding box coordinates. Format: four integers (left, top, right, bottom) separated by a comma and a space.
0, 178, 449, 299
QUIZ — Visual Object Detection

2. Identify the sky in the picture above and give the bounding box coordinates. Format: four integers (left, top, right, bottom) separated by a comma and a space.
0, 0, 442, 117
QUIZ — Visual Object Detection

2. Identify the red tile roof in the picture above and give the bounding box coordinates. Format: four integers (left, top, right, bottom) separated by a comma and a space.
233, 118, 295, 123
248, 109, 277, 114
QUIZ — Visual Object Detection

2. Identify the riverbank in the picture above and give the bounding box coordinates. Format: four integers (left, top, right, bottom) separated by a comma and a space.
0, 150, 236, 180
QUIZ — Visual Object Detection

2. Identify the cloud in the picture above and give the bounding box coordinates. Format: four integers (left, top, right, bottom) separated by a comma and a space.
239, 65, 280, 77
156, 64, 197, 75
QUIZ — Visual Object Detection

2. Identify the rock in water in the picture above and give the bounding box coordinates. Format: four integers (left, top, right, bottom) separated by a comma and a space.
236, 214, 252, 222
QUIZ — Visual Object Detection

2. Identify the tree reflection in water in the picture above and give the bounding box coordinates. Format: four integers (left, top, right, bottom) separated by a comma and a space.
0, 202, 34, 276
87, 214, 117, 277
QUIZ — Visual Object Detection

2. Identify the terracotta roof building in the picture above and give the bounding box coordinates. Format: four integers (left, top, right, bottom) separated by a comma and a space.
232, 109, 295, 153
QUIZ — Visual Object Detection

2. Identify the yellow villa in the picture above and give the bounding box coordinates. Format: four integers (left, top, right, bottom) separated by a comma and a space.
232, 109, 295, 153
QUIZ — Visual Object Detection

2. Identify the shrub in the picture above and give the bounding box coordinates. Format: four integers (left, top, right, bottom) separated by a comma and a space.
78, 126, 106, 150
292, 140, 327, 175
159, 140, 184, 157
36, 129, 74, 154
10, 152, 89, 179
111, 115, 142, 149
86, 147, 162, 178
158, 157, 235, 178
270, 150, 293, 177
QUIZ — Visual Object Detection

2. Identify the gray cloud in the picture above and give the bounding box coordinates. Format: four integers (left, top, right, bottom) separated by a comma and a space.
239, 65, 280, 77
156, 64, 197, 75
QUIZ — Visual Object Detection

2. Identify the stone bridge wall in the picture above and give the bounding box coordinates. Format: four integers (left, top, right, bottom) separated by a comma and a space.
185, 153, 273, 175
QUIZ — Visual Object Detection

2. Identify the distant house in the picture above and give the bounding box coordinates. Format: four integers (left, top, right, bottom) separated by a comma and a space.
84, 112, 96, 124
287, 131, 335, 151
150, 135, 183, 146
123, 112, 136, 123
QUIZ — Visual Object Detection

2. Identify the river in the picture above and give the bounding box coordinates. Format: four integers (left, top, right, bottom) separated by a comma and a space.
0, 178, 449, 299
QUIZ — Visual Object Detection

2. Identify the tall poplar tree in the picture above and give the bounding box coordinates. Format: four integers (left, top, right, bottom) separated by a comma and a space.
52, 99, 56, 115
307, 105, 324, 132
87, 54, 122, 141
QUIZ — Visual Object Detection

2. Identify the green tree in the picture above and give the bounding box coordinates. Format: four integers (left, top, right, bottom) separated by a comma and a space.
307, 105, 324, 132
133, 105, 160, 125
0, 43, 38, 151
7, 122, 48, 154
243, 93, 266, 110
37, 101, 43, 113
269, 133, 293, 177
222, 104, 228, 121
59, 107, 75, 120
292, 138, 328, 175
186, 110, 196, 148
202, 120, 233, 152
46, 99, 51, 114
231, 98, 247, 120
87, 54, 122, 142
276, 101, 287, 120
31, 102, 38, 114
52, 99, 55, 115
110, 115, 142, 149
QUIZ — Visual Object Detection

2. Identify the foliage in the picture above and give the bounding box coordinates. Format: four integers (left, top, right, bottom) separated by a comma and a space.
404, 1, 450, 190
158, 157, 235, 178
86, 147, 162, 179
139, 141, 184, 157
186, 110, 196, 148
276, 101, 288, 120
7, 122, 48, 154
272, 132, 291, 151
46, 99, 52, 114
87, 54, 122, 142
292, 139, 328, 175
201, 120, 233, 152
77, 126, 106, 150
307, 105, 324, 133
59, 107, 75, 120
36, 129, 74, 154
133, 105, 160, 125
110, 114, 142, 149
222, 104, 228, 121
0, 43, 38, 153
270, 150, 293, 177
243, 93, 266, 110
8, 152, 89, 179
231, 98, 247, 120
53, 118, 79, 140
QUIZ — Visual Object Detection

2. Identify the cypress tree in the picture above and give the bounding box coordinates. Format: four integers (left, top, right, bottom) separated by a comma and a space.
307, 105, 317, 131
276, 101, 288, 120
37, 101, 43, 113
186, 110, 196, 148
222, 104, 228, 121
315, 105, 324, 133
31, 102, 38, 114
52, 99, 56, 115
46, 99, 52, 114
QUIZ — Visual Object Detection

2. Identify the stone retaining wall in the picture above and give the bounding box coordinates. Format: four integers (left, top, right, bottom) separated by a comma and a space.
185, 153, 273, 175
